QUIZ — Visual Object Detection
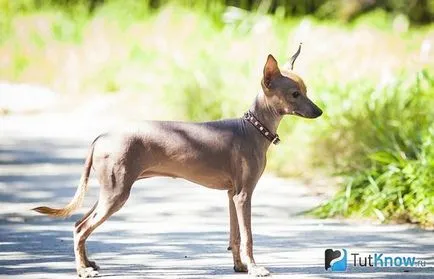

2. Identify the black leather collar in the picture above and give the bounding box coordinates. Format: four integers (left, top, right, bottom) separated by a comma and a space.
243, 111, 280, 145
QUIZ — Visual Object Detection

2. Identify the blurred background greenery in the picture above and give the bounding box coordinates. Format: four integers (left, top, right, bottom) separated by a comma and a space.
1, 0, 433, 227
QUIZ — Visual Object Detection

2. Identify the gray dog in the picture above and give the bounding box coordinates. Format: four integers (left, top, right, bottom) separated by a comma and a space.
34, 47, 322, 277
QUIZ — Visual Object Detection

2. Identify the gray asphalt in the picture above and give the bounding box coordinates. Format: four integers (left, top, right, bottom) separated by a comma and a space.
0, 113, 433, 279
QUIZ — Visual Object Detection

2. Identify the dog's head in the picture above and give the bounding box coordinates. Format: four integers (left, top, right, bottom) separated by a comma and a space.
261, 53, 322, 119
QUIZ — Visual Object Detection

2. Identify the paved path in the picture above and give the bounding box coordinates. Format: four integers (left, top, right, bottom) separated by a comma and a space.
0, 113, 433, 278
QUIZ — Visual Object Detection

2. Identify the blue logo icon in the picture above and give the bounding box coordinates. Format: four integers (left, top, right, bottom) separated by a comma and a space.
325, 248, 347, 271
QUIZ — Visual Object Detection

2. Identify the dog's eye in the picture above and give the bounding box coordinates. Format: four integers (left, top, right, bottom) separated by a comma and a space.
292, 91, 300, 98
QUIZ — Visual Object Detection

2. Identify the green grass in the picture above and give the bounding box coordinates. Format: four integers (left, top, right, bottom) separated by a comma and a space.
1, 1, 433, 227
309, 70, 434, 228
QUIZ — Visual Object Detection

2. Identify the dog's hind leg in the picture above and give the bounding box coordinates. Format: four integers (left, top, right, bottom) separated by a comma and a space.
75, 201, 99, 229
74, 189, 131, 278
74, 161, 136, 278
74, 201, 99, 271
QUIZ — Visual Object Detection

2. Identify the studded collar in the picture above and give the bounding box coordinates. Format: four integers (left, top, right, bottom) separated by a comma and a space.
243, 111, 280, 145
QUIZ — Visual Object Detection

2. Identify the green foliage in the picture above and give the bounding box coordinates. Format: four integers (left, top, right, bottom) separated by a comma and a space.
0, 0, 89, 44
1, 0, 434, 24
51, 12, 87, 42
310, 70, 434, 228
11, 52, 29, 79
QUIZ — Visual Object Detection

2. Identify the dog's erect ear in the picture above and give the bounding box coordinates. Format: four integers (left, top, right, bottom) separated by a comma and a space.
263, 54, 280, 88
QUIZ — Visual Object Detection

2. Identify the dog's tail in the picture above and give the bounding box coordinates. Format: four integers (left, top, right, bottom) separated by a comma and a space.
32, 139, 97, 218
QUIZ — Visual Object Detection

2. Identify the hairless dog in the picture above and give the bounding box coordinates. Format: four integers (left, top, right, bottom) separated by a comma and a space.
34, 48, 322, 277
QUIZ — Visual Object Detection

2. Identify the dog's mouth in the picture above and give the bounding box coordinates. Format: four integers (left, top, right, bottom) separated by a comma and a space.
292, 111, 305, 117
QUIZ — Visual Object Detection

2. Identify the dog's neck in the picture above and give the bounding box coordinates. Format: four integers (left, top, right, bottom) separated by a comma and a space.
249, 91, 282, 136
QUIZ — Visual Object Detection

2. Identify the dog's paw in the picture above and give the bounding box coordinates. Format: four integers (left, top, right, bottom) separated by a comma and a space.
88, 260, 100, 271
248, 265, 270, 277
233, 263, 248, 272
77, 267, 99, 278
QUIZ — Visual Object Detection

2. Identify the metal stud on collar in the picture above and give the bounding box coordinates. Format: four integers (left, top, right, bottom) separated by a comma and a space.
243, 111, 280, 145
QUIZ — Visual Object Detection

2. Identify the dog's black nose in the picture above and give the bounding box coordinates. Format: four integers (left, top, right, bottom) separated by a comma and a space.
304, 98, 323, 119
308, 106, 322, 118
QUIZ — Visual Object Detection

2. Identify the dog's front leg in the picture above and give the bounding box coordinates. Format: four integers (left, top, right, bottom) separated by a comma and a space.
233, 190, 270, 277
228, 189, 247, 272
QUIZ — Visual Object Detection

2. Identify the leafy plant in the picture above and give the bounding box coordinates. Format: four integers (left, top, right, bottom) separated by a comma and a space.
310, 70, 434, 228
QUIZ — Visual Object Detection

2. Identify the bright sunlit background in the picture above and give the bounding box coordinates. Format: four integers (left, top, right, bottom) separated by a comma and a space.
1, 0, 433, 228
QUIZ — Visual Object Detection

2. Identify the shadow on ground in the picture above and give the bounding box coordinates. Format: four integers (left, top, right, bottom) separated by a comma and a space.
1, 135, 433, 278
